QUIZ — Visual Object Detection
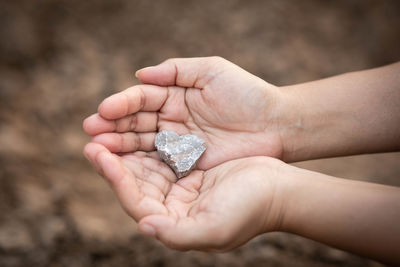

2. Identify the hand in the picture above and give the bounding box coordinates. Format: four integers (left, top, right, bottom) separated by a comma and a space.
83, 57, 286, 169
83, 142, 285, 251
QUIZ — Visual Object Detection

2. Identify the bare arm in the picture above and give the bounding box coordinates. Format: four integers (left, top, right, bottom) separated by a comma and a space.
280, 62, 400, 162
280, 165, 400, 264
84, 57, 400, 166
83, 58, 400, 263
83, 139, 400, 264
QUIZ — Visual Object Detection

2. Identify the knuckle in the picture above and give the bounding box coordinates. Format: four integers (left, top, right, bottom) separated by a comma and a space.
138, 87, 146, 110
129, 115, 137, 131
115, 116, 128, 132
118, 133, 126, 151
163, 58, 177, 65
132, 133, 141, 150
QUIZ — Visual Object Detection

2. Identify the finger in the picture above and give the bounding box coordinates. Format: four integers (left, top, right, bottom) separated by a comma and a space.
83, 142, 110, 175
114, 112, 158, 133
96, 150, 168, 220
83, 112, 158, 136
84, 142, 129, 186
136, 56, 227, 88
98, 85, 168, 120
92, 132, 155, 153
83, 113, 115, 136
84, 143, 167, 220
119, 157, 168, 201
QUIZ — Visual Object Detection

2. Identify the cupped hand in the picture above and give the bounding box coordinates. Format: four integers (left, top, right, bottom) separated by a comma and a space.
83, 142, 285, 251
83, 57, 285, 170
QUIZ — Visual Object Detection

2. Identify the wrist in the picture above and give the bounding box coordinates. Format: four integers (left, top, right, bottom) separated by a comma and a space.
267, 85, 308, 163
277, 166, 343, 235
277, 165, 313, 234
254, 157, 300, 233
274, 84, 340, 163
258, 160, 327, 234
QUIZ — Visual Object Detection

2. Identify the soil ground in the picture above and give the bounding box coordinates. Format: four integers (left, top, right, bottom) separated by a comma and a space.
0, 1, 399, 266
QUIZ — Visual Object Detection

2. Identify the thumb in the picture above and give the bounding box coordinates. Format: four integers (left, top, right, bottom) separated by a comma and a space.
135, 56, 227, 88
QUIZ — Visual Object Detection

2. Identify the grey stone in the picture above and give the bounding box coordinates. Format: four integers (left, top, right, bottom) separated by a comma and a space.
155, 131, 206, 178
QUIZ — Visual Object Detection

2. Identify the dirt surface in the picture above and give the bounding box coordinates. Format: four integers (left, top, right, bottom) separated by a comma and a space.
1, 0, 400, 266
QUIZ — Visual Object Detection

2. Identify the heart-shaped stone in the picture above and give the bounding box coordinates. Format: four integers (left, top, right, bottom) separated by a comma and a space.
155, 131, 206, 178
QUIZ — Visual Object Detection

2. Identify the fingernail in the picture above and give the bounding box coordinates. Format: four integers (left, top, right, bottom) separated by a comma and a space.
135, 66, 154, 78
134, 70, 140, 78
139, 224, 156, 237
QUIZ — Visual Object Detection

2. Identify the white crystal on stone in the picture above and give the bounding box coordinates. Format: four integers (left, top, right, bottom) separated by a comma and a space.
155, 131, 206, 178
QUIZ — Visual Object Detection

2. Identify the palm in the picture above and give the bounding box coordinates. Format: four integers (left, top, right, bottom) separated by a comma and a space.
158, 62, 282, 169
83, 57, 284, 170
115, 150, 233, 221
84, 144, 275, 251
82, 57, 285, 251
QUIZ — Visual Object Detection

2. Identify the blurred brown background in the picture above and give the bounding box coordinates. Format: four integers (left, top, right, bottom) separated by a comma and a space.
0, 0, 399, 266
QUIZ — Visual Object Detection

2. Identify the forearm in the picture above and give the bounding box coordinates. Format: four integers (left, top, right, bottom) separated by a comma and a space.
278, 62, 400, 162
280, 167, 400, 264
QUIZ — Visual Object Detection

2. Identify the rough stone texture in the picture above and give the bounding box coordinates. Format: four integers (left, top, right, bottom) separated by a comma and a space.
155, 131, 206, 178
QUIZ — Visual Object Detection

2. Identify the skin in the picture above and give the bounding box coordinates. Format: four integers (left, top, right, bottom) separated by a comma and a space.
83, 57, 400, 264
83, 145, 284, 252
281, 61, 400, 162
83, 57, 284, 170
283, 167, 400, 264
